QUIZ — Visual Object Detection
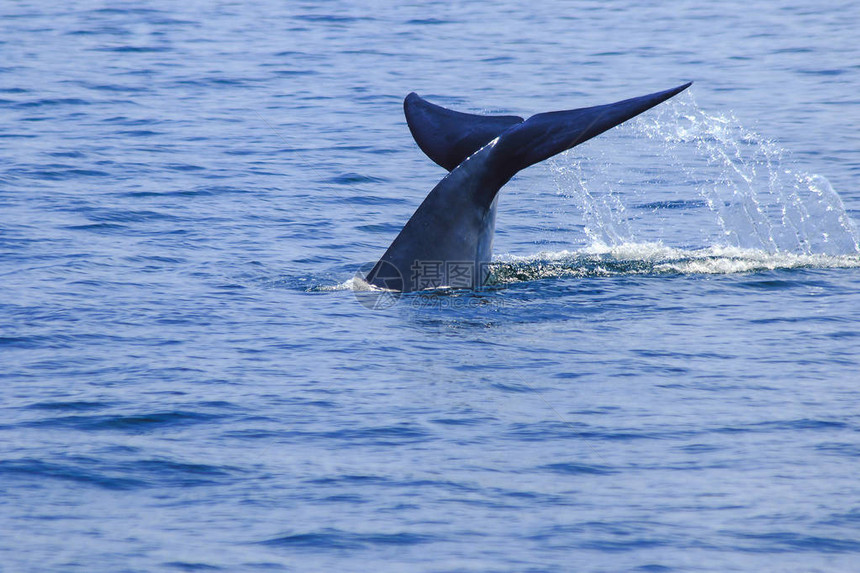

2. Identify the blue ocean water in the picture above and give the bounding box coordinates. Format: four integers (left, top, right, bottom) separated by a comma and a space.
2, 1, 860, 571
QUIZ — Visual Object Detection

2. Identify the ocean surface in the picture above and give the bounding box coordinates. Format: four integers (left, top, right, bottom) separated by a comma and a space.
2, 1, 860, 571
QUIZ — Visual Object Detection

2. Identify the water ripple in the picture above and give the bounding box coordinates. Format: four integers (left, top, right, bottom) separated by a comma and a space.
262, 529, 434, 550
25, 411, 224, 432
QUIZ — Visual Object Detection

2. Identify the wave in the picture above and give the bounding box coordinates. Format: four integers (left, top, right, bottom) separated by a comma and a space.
317, 242, 859, 294
490, 243, 860, 284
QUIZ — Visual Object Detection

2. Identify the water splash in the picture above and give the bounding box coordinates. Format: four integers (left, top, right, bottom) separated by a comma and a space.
548, 94, 860, 255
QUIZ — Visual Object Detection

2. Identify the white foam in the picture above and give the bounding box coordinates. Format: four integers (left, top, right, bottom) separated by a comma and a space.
329, 275, 402, 293
491, 242, 860, 283
315, 277, 359, 292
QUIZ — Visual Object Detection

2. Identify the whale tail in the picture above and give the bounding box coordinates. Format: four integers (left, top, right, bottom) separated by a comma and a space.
405, 83, 692, 186
366, 83, 693, 292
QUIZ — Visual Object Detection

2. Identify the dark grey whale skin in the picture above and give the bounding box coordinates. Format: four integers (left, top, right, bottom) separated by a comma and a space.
365, 83, 692, 292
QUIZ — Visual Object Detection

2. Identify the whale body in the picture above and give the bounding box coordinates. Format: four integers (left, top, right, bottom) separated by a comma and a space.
365, 83, 692, 292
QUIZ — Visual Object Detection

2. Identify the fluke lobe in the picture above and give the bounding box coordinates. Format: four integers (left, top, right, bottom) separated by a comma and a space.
364, 82, 692, 292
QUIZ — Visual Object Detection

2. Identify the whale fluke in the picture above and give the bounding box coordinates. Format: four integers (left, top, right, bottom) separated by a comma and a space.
365, 83, 693, 293
489, 82, 692, 185
404, 93, 523, 171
